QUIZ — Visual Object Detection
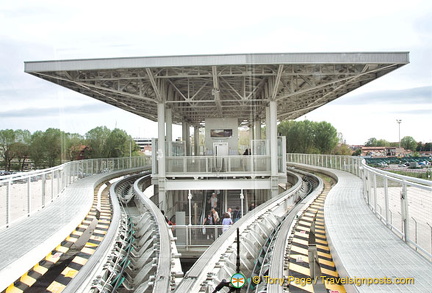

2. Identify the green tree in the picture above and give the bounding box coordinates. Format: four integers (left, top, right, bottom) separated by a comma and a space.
29, 129, 64, 168
313, 121, 338, 153
280, 120, 316, 153
365, 137, 378, 146
10, 142, 30, 171
105, 128, 138, 157
376, 139, 390, 147
30, 131, 46, 168
332, 144, 353, 155
401, 136, 417, 151
66, 133, 86, 161
0, 129, 16, 170
365, 138, 390, 147
85, 126, 111, 158
278, 120, 338, 154
44, 128, 63, 167
13, 130, 31, 170
352, 148, 362, 156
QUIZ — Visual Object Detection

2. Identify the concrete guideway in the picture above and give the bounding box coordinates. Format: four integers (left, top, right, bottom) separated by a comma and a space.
0, 167, 146, 292
291, 163, 432, 293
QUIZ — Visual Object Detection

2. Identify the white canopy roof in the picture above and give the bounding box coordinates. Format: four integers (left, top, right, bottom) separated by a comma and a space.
25, 52, 409, 125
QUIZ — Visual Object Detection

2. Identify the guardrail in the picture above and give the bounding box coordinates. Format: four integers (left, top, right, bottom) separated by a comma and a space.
164, 155, 271, 177
80, 172, 182, 293
132, 175, 183, 292
0, 156, 150, 229
287, 153, 432, 261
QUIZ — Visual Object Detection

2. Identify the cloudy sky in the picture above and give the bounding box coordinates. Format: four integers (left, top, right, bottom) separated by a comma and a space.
0, 0, 431, 145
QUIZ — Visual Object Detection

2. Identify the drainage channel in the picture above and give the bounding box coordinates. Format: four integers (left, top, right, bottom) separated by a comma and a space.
4, 183, 112, 293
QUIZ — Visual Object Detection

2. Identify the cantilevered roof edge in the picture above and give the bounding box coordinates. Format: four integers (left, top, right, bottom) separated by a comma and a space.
24, 52, 409, 73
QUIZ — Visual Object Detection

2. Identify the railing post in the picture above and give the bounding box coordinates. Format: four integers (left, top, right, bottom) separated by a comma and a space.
373, 173, 377, 213
42, 173, 46, 208
384, 177, 390, 227
57, 169, 60, 196
400, 181, 409, 242
6, 181, 11, 227
364, 170, 370, 205
51, 170, 54, 201
427, 223, 432, 258
27, 176, 31, 216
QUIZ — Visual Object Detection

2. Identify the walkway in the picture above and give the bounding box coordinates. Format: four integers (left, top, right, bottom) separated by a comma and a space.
0, 168, 143, 292
291, 163, 432, 292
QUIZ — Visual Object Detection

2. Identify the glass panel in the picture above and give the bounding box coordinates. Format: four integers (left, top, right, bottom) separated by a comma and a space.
251, 139, 268, 155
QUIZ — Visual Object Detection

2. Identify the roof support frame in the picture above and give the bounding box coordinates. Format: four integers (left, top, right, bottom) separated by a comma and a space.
24, 52, 409, 125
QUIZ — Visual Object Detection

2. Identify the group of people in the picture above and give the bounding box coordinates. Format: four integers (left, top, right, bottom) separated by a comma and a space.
203, 193, 242, 239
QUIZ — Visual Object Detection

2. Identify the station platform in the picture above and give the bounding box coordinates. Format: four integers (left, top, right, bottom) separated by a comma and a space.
291, 163, 432, 292
0, 168, 144, 292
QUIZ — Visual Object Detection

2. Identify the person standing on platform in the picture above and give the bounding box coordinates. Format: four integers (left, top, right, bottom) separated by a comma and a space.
222, 213, 233, 233
226, 207, 232, 218
209, 192, 218, 211
211, 208, 220, 224
232, 206, 241, 223
203, 211, 214, 239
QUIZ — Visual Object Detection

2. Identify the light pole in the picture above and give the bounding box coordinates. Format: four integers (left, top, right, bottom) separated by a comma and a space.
396, 119, 402, 148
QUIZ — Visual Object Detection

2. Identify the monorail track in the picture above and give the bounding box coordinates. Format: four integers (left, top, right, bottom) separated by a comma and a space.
249, 170, 346, 293
4, 182, 113, 293
5, 167, 346, 293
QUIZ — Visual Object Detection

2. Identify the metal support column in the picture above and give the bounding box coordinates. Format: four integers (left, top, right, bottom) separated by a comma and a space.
194, 126, 199, 156
254, 119, 261, 139
182, 122, 190, 156
269, 101, 279, 198
265, 107, 271, 140
188, 190, 192, 226
158, 102, 166, 212
166, 107, 172, 156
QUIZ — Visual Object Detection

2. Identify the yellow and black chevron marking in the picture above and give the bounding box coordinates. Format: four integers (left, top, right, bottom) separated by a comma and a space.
45, 187, 112, 293
287, 209, 314, 293
4, 184, 112, 293
286, 179, 346, 293
313, 195, 345, 293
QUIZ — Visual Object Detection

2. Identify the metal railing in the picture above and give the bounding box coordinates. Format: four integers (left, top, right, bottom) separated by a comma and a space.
287, 153, 432, 261
164, 155, 271, 177
0, 156, 150, 229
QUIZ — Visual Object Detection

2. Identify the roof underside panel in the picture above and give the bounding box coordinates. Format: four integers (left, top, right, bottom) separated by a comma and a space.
25, 52, 409, 125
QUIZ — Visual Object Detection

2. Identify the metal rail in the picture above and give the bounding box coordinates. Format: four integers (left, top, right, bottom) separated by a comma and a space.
62, 167, 151, 293
288, 153, 432, 260
0, 156, 150, 229
78, 170, 181, 293
264, 170, 326, 293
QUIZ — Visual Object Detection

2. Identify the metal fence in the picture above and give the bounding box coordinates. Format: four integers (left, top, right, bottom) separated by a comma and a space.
0, 156, 150, 229
287, 153, 432, 261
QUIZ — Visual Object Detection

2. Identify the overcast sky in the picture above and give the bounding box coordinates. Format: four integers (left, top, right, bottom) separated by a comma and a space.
0, 0, 431, 145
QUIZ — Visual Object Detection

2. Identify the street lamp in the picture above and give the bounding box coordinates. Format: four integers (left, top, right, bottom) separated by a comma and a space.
396, 119, 402, 148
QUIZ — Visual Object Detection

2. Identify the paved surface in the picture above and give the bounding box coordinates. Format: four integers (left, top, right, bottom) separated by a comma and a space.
0, 169, 142, 291
291, 163, 432, 292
